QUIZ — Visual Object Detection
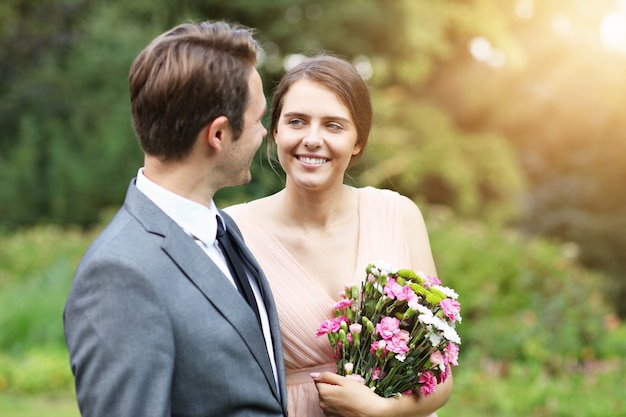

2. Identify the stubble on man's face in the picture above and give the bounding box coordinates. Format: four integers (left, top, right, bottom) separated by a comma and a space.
218, 69, 267, 189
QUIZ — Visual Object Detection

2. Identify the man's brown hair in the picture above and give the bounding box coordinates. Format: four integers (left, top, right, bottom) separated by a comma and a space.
129, 21, 261, 161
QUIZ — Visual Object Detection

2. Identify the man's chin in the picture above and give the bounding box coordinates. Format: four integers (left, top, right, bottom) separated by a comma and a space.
225, 173, 252, 188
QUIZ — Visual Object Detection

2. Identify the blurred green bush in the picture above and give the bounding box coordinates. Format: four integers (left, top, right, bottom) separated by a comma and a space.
0, 212, 623, 394
0, 225, 99, 394
427, 207, 623, 368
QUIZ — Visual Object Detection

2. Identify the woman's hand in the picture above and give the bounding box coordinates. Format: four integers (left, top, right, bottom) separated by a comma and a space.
311, 372, 390, 417
311, 371, 452, 417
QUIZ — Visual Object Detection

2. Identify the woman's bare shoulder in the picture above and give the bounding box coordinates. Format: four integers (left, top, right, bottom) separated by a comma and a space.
223, 194, 277, 218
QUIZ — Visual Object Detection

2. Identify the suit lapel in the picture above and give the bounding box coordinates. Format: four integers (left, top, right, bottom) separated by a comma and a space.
222, 213, 289, 411
124, 183, 280, 403
162, 228, 279, 399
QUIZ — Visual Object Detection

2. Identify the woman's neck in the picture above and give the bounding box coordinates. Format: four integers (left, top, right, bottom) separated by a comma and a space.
278, 182, 357, 230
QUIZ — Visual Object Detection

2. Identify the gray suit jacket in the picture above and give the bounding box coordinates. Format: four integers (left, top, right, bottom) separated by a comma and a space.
64, 181, 288, 416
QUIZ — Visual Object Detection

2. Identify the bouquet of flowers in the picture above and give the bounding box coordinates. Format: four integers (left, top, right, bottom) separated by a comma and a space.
316, 262, 462, 398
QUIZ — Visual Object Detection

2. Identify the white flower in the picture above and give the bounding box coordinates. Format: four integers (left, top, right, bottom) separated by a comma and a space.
413, 303, 433, 317
427, 329, 443, 346
372, 282, 385, 295
371, 261, 398, 275
431, 316, 447, 331
433, 285, 459, 299
438, 320, 461, 344
344, 362, 354, 374
418, 312, 437, 326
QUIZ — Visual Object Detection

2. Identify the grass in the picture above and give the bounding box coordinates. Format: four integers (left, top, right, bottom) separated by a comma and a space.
0, 394, 79, 417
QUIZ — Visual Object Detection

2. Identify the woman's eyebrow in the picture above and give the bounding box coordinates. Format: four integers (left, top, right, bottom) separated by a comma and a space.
282, 111, 353, 125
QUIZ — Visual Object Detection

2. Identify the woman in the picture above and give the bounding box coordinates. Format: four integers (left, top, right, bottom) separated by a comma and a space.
226, 54, 452, 416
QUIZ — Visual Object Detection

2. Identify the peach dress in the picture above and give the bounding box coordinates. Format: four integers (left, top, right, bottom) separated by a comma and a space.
227, 187, 435, 417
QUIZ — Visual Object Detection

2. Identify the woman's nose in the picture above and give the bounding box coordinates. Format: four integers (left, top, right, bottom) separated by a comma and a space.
302, 127, 322, 148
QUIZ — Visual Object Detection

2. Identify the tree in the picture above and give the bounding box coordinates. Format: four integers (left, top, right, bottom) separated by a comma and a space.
419, 0, 626, 315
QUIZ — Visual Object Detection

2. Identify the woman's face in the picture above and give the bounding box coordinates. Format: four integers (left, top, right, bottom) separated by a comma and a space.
274, 79, 361, 192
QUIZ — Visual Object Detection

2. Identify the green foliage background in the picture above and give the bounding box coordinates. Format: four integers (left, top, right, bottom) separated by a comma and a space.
2, 0, 624, 316
0, 0, 625, 414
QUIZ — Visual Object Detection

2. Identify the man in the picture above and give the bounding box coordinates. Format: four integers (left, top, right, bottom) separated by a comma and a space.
64, 21, 288, 416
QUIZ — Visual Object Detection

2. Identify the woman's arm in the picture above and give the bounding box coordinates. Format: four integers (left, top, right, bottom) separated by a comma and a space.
398, 195, 438, 277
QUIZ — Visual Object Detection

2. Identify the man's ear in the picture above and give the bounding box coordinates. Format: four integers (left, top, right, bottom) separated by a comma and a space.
205, 116, 231, 151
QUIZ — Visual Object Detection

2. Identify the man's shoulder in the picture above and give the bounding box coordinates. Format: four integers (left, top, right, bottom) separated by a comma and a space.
79, 207, 145, 261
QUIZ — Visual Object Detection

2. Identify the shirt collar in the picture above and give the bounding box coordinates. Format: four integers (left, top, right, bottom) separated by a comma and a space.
135, 168, 220, 245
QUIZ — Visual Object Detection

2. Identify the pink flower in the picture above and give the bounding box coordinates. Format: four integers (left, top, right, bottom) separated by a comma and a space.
401, 286, 417, 302
397, 329, 410, 341
315, 316, 346, 337
375, 316, 400, 339
384, 278, 404, 299
384, 278, 415, 301
419, 371, 438, 397
371, 367, 384, 380
316, 319, 338, 337
440, 298, 461, 322
370, 340, 387, 357
444, 342, 459, 366
422, 274, 441, 289
334, 299, 354, 310
405, 289, 418, 305
386, 336, 409, 356
349, 323, 362, 334
438, 363, 451, 384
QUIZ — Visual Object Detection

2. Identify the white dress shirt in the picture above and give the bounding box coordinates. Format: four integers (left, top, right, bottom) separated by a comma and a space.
135, 168, 280, 392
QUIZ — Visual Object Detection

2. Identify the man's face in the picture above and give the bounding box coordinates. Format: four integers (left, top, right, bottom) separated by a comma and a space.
219, 69, 267, 187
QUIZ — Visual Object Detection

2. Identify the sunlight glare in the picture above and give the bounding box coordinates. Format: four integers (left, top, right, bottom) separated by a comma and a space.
552, 14, 572, 38
600, 12, 626, 53
283, 53, 306, 71
469, 37, 506, 68
469, 37, 492, 62
515, 0, 535, 20
353, 56, 374, 80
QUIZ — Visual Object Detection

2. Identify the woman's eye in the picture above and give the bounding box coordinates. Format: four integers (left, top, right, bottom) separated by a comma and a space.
287, 119, 305, 126
327, 122, 343, 130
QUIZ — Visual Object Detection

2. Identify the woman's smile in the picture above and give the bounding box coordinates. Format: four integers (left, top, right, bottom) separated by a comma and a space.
297, 155, 329, 166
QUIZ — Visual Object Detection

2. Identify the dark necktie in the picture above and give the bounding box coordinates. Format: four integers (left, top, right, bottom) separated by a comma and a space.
215, 216, 262, 327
